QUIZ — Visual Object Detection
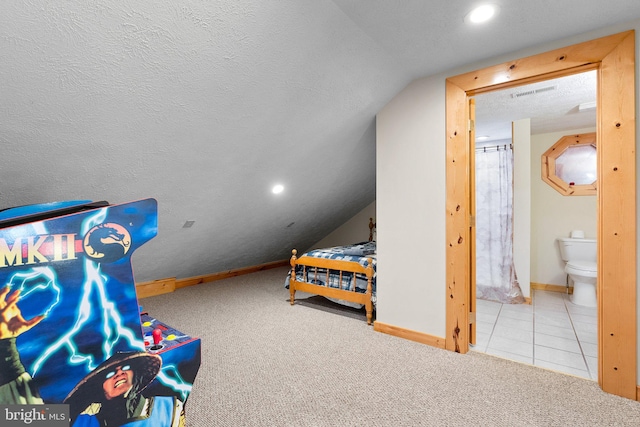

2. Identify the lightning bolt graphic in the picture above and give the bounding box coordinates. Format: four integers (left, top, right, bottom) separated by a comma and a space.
156, 365, 192, 401
8, 267, 62, 317
30, 208, 143, 376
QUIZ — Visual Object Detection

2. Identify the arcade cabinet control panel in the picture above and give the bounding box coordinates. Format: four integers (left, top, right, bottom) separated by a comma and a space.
140, 312, 196, 353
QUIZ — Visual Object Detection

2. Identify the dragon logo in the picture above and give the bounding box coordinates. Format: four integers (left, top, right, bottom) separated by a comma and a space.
83, 223, 131, 263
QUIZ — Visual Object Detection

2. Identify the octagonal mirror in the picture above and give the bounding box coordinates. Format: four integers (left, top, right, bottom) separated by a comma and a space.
541, 132, 596, 196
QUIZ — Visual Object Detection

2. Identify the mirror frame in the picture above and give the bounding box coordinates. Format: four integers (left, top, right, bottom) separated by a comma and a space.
541, 132, 596, 195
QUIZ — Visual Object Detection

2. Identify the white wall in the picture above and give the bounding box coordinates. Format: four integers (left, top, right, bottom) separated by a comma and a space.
376, 20, 639, 363
309, 201, 376, 250
376, 76, 447, 334
530, 127, 597, 286
513, 119, 531, 298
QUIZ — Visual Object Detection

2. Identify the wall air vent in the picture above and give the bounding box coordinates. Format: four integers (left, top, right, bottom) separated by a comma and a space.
511, 85, 558, 98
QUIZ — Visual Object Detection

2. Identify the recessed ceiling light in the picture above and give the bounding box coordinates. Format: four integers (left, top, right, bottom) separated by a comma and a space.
476, 135, 490, 141
272, 184, 284, 194
465, 4, 499, 24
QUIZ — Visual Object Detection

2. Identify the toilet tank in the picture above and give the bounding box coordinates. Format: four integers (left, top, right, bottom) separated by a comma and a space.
557, 237, 597, 262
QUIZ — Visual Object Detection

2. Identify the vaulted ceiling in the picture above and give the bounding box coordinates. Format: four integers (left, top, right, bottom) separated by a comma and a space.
2, 1, 640, 281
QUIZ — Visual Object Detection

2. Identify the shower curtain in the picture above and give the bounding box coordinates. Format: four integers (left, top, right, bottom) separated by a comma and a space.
475, 145, 525, 304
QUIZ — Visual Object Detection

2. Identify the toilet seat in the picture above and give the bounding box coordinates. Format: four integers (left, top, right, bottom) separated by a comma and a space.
565, 261, 597, 278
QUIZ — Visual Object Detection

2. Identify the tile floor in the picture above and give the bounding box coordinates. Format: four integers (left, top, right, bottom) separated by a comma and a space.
471, 289, 597, 380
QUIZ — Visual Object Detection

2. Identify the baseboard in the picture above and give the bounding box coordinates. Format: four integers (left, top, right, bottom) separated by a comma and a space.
637, 385, 640, 402
136, 277, 176, 299
531, 282, 573, 294
175, 259, 289, 289
374, 321, 446, 349
136, 259, 290, 298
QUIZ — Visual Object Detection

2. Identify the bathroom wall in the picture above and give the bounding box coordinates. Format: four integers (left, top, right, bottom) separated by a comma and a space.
530, 127, 598, 287
514, 119, 531, 298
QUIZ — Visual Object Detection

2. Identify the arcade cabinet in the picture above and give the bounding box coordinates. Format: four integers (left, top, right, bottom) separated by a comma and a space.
0, 199, 201, 426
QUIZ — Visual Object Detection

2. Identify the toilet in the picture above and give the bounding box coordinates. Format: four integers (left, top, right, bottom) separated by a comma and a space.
557, 233, 597, 307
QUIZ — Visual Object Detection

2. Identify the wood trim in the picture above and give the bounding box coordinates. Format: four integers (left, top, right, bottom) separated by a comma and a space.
598, 31, 637, 398
136, 277, 176, 299
541, 133, 597, 196
445, 30, 636, 399
374, 321, 446, 349
289, 250, 375, 324
292, 281, 369, 305
531, 282, 573, 294
137, 260, 289, 297
175, 259, 289, 289
445, 79, 472, 353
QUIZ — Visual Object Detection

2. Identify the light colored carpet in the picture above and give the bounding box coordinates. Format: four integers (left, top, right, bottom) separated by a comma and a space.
140, 267, 640, 426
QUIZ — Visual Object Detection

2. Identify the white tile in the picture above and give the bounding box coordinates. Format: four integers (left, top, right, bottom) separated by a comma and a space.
487, 336, 533, 358
572, 321, 596, 333
535, 333, 581, 354
535, 294, 568, 304
534, 359, 591, 380
534, 323, 578, 340
476, 319, 497, 330
534, 291, 568, 304
580, 341, 597, 358
485, 347, 533, 365
476, 299, 502, 315
492, 324, 533, 344
585, 356, 598, 380
501, 302, 533, 313
475, 288, 600, 380
498, 308, 533, 322
569, 312, 597, 325
565, 303, 597, 317
575, 328, 597, 345
474, 331, 491, 352
534, 345, 588, 370
535, 303, 566, 314
477, 312, 499, 324
535, 312, 573, 329
495, 316, 533, 332
535, 307, 570, 320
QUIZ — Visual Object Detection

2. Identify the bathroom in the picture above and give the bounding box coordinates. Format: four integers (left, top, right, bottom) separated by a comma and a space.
472, 72, 598, 377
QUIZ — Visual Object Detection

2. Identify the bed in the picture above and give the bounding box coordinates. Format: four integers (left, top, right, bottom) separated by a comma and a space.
287, 219, 377, 324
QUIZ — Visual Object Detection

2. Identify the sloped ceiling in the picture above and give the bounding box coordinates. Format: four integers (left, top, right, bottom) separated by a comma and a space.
2, 1, 640, 281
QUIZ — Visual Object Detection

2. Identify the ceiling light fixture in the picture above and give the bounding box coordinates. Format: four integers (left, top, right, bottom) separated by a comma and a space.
465, 4, 499, 24
272, 184, 284, 194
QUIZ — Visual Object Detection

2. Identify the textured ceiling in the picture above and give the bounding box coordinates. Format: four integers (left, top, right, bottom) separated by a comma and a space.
1, 1, 639, 281
475, 71, 597, 143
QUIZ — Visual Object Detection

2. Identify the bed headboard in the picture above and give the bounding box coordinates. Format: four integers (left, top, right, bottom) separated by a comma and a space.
369, 217, 376, 242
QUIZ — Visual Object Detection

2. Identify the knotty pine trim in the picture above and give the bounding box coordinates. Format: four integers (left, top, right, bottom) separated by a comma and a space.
136, 259, 289, 298
136, 277, 176, 299
175, 259, 289, 289
374, 321, 446, 349
446, 30, 636, 400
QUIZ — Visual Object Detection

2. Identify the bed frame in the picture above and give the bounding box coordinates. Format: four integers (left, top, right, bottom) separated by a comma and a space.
289, 217, 376, 324
289, 250, 375, 324
368, 217, 376, 242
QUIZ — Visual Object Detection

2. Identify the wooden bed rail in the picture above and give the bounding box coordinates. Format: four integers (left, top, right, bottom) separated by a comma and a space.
289, 249, 375, 325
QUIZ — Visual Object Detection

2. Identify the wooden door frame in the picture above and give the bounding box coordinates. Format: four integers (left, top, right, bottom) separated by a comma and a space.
445, 30, 636, 399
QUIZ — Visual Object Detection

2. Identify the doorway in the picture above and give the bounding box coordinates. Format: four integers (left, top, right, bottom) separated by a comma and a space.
471, 72, 598, 378
444, 31, 636, 399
